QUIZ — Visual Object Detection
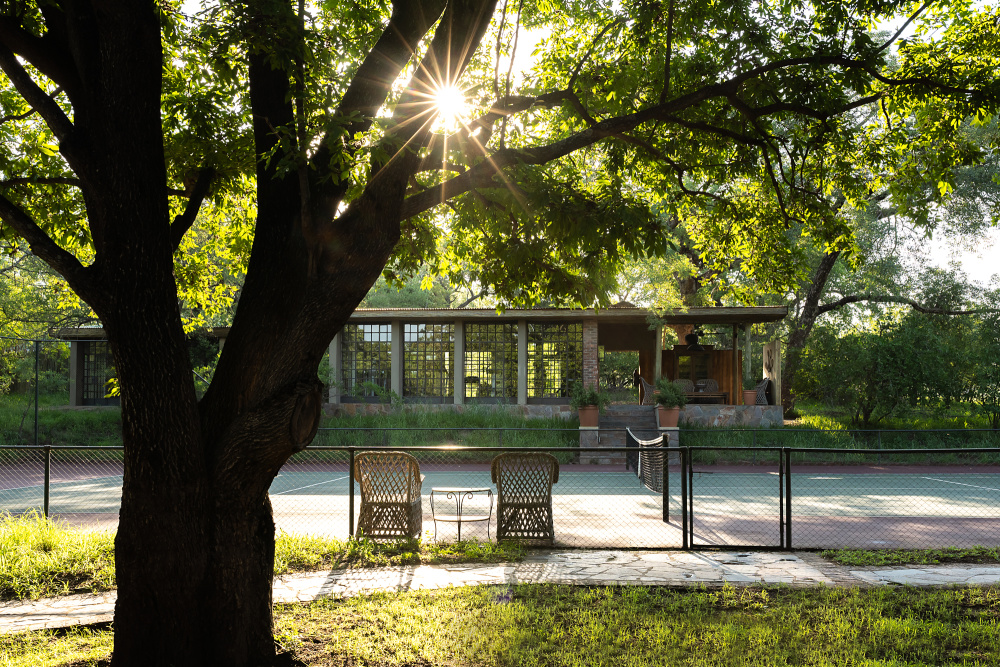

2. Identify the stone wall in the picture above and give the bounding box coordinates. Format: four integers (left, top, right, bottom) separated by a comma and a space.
680, 404, 783, 428
324, 402, 576, 420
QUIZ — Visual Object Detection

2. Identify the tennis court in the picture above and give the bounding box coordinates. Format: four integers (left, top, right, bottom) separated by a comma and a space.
2, 454, 998, 549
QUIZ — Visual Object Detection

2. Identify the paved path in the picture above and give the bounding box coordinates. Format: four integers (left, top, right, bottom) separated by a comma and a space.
4, 550, 1000, 635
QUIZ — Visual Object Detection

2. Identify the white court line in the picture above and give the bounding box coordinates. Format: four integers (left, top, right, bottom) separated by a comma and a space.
921, 477, 1000, 492
0, 475, 123, 494
271, 475, 348, 495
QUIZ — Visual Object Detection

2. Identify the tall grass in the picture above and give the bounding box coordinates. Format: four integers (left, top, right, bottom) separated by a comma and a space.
0, 513, 526, 602
313, 405, 579, 461
794, 398, 996, 430
0, 393, 122, 448
681, 423, 1000, 465
0, 512, 116, 601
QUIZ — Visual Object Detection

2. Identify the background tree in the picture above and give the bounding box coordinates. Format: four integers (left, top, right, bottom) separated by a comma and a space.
0, 0, 997, 664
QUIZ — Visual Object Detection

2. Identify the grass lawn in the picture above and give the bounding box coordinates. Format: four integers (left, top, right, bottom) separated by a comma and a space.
0, 513, 524, 602
0, 394, 122, 448
3, 584, 1000, 666
821, 546, 1000, 567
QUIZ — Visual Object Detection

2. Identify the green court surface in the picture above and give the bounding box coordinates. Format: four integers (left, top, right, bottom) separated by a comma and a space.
2, 467, 998, 549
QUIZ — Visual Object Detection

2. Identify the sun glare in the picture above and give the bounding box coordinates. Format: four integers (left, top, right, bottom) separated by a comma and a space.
432, 84, 467, 133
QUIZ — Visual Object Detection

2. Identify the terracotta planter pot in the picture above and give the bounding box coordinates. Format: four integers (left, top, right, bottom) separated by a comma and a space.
743, 390, 757, 406
657, 405, 680, 427
578, 405, 599, 427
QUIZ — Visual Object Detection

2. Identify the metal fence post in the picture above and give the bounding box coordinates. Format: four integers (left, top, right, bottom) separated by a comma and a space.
661, 444, 669, 523
43, 444, 51, 518
34, 340, 40, 448
878, 430, 882, 465
778, 445, 785, 549
680, 447, 689, 549
784, 448, 792, 549
348, 448, 355, 537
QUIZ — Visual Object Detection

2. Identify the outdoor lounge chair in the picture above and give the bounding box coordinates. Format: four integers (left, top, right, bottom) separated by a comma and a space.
355, 451, 424, 539
491, 452, 559, 544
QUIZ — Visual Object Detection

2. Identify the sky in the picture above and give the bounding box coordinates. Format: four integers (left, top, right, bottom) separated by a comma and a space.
925, 226, 999, 286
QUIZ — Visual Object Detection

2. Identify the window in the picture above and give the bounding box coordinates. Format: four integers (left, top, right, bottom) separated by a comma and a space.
676, 353, 711, 383
82, 341, 118, 406
341, 324, 391, 401
465, 323, 517, 402
527, 322, 582, 401
403, 323, 454, 402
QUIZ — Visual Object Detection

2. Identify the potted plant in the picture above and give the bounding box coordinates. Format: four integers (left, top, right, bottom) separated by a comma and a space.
654, 378, 688, 427
570, 382, 609, 427
742, 377, 758, 406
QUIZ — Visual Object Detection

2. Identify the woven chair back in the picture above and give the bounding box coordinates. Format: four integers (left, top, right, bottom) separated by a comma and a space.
754, 378, 770, 405
672, 378, 695, 392
639, 377, 657, 405
696, 378, 719, 392
355, 451, 421, 504
491, 452, 559, 502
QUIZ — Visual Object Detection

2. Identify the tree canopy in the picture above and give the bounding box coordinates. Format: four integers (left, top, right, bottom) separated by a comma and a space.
1, 0, 998, 664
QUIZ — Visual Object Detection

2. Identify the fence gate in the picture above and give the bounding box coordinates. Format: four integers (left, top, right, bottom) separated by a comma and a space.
684, 447, 789, 549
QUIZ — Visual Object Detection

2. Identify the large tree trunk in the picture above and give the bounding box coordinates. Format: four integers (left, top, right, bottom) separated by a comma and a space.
3, 0, 492, 662
781, 250, 841, 414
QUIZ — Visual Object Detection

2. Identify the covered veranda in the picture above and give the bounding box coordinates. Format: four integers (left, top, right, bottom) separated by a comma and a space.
325, 304, 787, 409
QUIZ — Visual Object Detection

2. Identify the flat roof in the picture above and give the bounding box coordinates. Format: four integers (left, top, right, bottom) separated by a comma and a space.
57, 306, 787, 340
337, 306, 787, 325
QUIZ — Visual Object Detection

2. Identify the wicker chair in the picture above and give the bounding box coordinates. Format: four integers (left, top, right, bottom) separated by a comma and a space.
672, 378, 695, 392
355, 451, 423, 540
755, 378, 770, 405
639, 377, 657, 405
491, 452, 559, 544
696, 378, 719, 392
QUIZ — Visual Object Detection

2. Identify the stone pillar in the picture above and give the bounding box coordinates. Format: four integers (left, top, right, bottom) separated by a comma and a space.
390, 320, 403, 398
660, 427, 681, 465
517, 319, 527, 405
329, 333, 342, 404
454, 320, 464, 404
582, 318, 599, 389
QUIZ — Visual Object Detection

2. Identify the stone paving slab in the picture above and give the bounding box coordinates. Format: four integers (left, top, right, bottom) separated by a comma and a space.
4, 552, 1000, 635
849, 565, 1000, 587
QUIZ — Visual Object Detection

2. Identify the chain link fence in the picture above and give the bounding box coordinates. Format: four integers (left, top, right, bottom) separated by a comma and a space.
0, 337, 73, 449
3, 433, 1000, 550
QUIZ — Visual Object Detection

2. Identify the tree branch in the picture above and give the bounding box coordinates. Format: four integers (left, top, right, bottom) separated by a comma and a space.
0, 193, 95, 299
0, 17, 78, 94
877, 0, 935, 53
309, 0, 449, 189
817, 294, 1000, 316
366, 0, 499, 189
404, 49, 973, 220
659, 0, 675, 104
0, 42, 75, 143
567, 19, 623, 90
0, 106, 37, 125
0, 177, 80, 188
170, 168, 216, 251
